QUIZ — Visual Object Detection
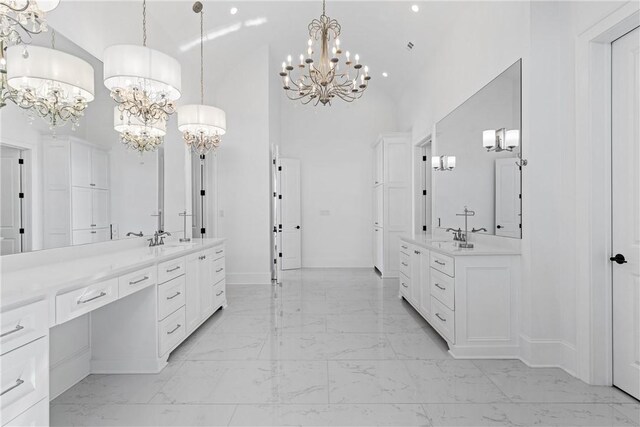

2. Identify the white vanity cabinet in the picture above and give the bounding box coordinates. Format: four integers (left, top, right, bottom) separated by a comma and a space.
399, 237, 520, 358
185, 248, 227, 335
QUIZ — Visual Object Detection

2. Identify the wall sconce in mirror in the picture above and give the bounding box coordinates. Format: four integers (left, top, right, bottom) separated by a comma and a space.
483, 128, 519, 152
432, 155, 456, 171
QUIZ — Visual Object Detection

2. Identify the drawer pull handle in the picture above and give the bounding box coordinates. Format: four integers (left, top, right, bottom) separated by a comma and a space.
199, 255, 207, 260
1, 378, 24, 396
91, 224, 97, 227
401, 282, 408, 288
434, 260, 446, 266
401, 262, 408, 267
166, 266, 181, 273
166, 292, 181, 300
401, 245, 408, 249
435, 313, 447, 322
435, 283, 446, 291
216, 268, 224, 273
216, 291, 224, 297
77, 291, 107, 305
167, 324, 181, 335
0, 324, 24, 338
215, 250, 223, 254
129, 276, 149, 285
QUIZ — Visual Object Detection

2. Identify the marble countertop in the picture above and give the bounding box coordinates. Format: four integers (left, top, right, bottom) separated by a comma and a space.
401, 234, 521, 256
0, 238, 225, 310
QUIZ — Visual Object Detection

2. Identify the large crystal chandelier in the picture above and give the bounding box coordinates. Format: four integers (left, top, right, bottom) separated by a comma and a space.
0, 0, 59, 46
177, 2, 226, 156
104, 0, 181, 152
1, 30, 95, 129
279, 0, 370, 106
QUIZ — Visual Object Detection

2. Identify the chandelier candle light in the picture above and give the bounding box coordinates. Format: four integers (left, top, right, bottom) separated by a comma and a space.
103, 0, 181, 153
177, 1, 226, 156
279, 0, 370, 106
0, 0, 59, 46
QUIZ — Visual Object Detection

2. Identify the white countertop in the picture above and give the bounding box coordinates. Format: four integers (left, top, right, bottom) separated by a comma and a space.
0, 238, 225, 310
401, 234, 521, 256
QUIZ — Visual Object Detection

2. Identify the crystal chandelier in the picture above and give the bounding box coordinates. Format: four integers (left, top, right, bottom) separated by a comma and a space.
104, 0, 181, 153
114, 107, 165, 153
1, 30, 95, 129
279, 0, 370, 106
0, 0, 59, 46
177, 2, 226, 156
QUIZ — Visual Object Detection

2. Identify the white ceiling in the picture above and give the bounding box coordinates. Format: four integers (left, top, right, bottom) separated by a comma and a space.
47, 1, 463, 103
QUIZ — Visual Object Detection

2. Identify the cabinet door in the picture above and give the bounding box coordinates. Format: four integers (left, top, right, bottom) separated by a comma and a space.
92, 228, 110, 243
71, 142, 92, 188
92, 189, 109, 228
410, 248, 421, 305
373, 227, 383, 271
199, 249, 215, 318
91, 149, 110, 189
418, 251, 431, 319
374, 185, 383, 228
185, 253, 202, 334
72, 187, 92, 229
72, 229, 94, 245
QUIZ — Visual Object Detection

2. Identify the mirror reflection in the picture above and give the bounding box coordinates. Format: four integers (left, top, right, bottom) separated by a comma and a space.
0, 29, 161, 255
433, 59, 522, 239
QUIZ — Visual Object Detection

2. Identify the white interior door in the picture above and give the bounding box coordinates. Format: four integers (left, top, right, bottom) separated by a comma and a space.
495, 158, 521, 238
0, 146, 23, 255
280, 158, 301, 270
612, 26, 640, 401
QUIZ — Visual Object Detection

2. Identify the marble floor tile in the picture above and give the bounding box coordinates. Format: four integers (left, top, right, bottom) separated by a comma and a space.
386, 332, 451, 360
228, 404, 430, 426
423, 403, 638, 426
474, 360, 636, 404
404, 360, 510, 403
326, 313, 429, 333
328, 360, 422, 403
152, 360, 329, 404
259, 333, 396, 360
187, 333, 268, 360
213, 314, 276, 333
611, 403, 640, 425
51, 404, 237, 426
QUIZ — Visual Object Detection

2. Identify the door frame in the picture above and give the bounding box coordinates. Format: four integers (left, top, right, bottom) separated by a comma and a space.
413, 134, 431, 234
0, 140, 33, 253
575, 4, 639, 386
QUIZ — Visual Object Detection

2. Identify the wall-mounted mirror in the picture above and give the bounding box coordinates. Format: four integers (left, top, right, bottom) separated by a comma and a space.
433, 59, 522, 239
0, 29, 163, 255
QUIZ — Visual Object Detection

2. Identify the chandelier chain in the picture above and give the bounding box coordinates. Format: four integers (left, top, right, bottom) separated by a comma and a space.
51, 28, 55, 49
200, 9, 204, 104
142, 0, 147, 47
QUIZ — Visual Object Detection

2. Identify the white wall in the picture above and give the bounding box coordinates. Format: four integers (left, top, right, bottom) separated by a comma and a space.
279, 89, 398, 268
213, 46, 272, 285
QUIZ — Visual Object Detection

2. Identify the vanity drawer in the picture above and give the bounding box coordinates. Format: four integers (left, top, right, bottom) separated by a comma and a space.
399, 241, 410, 255
0, 337, 47, 426
430, 268, 455, 310
56, 278, 118, 324
118, 266, 157, 298
158, 276, 185, 321
213, 280, 226, 308
158, 257, 185, 284
431, 297, 455, 344
0, 300, 47, 356
430, 252, 455, 277
212, 245, 225, 260
213, 257, 225, 284
158, 307, 186, 357
399, 251, 411, 278
399, 273, 410, 299
4, 396, 48, 427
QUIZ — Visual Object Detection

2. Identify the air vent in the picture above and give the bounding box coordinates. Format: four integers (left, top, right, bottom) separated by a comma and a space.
407, 42, 414, 51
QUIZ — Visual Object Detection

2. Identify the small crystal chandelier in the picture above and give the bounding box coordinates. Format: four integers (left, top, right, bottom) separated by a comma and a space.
114, 107, 165, 153
104, 0, 181, 153
177, 2, 226, 156
1, 29, 95, 129
279, 0, 370, 106
0, 0, 59, 46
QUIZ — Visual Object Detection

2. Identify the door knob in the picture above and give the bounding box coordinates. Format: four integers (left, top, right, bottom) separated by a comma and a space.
296, 225, 300, 229
496, 225, 503, 229
610, 254, 627, 264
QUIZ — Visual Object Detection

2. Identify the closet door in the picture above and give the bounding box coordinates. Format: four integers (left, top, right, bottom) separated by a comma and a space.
91, 149, 109, 190
92, 189, 109, 228
71, 143, 92, 188
72, 187, 92, 229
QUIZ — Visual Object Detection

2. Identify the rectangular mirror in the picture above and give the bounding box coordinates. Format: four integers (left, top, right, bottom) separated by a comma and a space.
433, 59, 522, 239
0, 29, 163, 255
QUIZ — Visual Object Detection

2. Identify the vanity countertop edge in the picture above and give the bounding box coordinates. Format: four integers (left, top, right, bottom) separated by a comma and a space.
400, 235, 521, 257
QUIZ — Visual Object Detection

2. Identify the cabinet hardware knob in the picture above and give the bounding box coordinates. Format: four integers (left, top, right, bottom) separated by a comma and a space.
496, 225, 503, 229
435, 313, 447, 322
167, 324, 181, 335
610, 254, 627, 264
0, 324, 24, 338
129, 276, 149, 285
1, 378, 24, 396
77, 291, 107, 305
90, 231, 97, 234
296, 225, 300, 229
166, 292, 181, 300
90, 224, 96, 227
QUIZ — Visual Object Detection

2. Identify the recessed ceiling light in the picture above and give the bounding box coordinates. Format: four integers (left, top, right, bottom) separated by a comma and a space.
411, 4, 420, 12
230, 7, 238, 15
382, 72, 388, 78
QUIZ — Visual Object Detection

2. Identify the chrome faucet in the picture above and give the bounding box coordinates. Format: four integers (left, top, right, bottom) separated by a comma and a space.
446, 228, 465, 242
148, 231, 171, 247
455, 206, 476, 249
126, 231, 143, 237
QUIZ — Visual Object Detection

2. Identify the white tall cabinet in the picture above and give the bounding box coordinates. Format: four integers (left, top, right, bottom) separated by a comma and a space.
43, 137, 110, 248
372, 133, 411, 277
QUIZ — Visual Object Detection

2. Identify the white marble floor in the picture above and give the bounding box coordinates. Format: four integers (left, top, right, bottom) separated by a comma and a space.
52, 268, 639, 426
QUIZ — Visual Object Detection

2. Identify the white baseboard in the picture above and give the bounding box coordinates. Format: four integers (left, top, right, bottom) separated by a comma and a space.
449, 344, 521, 359
49, 347, 91, 401
90, 358, 166, 374
519, 334, 577, 376
226, 272, 272, 285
